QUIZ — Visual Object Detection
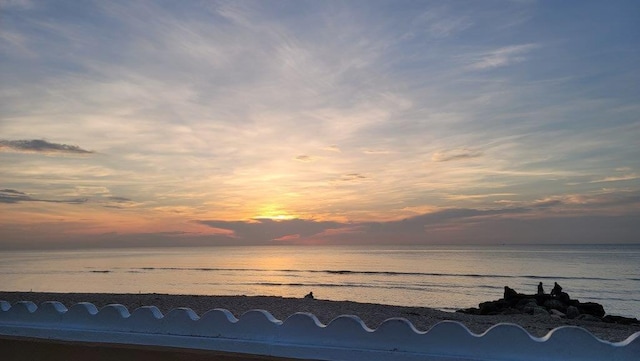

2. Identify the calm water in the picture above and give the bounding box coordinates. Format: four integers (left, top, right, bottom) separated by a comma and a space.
0, 244, 638, 317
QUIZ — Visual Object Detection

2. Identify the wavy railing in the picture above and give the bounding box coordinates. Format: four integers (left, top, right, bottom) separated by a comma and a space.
0, 300, 638, 360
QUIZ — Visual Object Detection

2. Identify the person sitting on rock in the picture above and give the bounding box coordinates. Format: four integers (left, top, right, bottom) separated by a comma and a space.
550, 282, 562, 297
537, 282, 544, 295
304, 291, 314, 299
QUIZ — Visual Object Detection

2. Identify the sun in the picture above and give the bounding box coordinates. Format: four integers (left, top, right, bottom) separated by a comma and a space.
254, 204, 297, 221
256, 214, 296, 221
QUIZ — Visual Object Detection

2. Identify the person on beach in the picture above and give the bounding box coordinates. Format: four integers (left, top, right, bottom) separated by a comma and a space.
304, 291, 314, 299
550, 282, 562, 297
537, 282, 544, 295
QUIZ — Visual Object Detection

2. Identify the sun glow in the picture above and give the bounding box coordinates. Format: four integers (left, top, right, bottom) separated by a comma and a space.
254, 204, 297, 221
254, 214, 297, 221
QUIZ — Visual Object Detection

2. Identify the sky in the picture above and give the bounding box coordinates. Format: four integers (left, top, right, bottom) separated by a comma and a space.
1, 0, 639, 249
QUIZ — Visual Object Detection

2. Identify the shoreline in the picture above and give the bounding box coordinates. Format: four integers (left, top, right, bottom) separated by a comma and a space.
1, 291, 639, 342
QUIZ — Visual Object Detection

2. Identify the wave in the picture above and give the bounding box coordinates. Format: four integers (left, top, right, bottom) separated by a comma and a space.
219, 282, 481, 293
115, 267, 622, 282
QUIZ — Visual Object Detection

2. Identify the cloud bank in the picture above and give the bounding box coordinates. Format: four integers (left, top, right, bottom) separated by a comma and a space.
0, 139, 93, 154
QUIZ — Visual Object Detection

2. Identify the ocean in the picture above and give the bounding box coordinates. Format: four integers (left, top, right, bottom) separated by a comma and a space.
1, 244, 638, 318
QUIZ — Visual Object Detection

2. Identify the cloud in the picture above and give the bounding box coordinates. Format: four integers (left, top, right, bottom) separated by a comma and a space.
193, 204, 640, 246
338, 173, 368, 182
0, 139, 94, 154
108, 196, 133, 203
431, 148, 482, 162
589, 174, 639, 183
323, 145, 341, 152
294, 154, 314, 162
529, 190, 640, 210
195, 218, 345, 244
0, 189, 30, 203
0, 188, 88, 204
363, 149, 391, 155
467, 44, 538, 70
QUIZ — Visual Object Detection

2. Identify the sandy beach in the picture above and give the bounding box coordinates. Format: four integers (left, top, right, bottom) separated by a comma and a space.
1, 291, 638, 343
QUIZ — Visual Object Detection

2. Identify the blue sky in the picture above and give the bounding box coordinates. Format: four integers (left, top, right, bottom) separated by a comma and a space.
1, 0, 639, 248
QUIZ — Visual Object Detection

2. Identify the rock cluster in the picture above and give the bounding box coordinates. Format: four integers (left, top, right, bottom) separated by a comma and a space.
457, 286, 639, 325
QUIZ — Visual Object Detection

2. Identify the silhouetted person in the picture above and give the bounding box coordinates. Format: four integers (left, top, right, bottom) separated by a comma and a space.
304, 291, 314, 299
551, 282, 562, 297
537, 282, 544, 295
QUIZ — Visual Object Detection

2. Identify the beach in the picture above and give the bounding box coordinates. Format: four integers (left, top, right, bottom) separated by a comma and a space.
1, 291, 638, 343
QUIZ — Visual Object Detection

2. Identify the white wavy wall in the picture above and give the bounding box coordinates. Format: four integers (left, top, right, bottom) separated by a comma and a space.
1, 300, 638, 361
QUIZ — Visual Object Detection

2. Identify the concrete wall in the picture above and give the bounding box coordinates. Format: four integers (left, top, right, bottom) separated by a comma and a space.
1, 300, 638, 360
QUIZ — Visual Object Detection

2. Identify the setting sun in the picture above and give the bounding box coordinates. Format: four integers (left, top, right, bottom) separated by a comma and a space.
254, 204, 297, 221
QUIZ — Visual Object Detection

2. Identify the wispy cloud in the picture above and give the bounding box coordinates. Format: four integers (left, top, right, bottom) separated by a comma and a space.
294, 155, 315, 162
0, 1, 639, 248
590, 174, 639, 183
339, 173, 368, 182
0, 188, 88, 204
0, 139, 93, 155
466, 44, 538, 70
431, 148, 483, 162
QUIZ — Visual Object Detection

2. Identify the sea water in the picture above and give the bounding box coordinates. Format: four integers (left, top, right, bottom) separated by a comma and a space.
0, 244, 638, 317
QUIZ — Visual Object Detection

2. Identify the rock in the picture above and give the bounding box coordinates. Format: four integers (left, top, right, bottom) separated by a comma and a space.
602, 315, 640, 325
566, 306, 580, 319
516, 298, 538, 310
503, 286, 518, 301
523, 305, 548, 315
456, 308, 479, 315
578, 302, 605, 318
577, 314, 602, 322
479, 300, 509, 315
500, 308, 522, 315
544, 299, 567, 312
456, 286, 610, 322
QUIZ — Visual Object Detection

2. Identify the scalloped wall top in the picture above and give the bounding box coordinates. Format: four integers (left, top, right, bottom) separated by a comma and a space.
1, 300, 639, 361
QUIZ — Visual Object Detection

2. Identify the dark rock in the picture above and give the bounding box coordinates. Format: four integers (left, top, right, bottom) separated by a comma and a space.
516, 298, 538, 310
544, 299, 567, 312
503, 286, 518, 301
602, 315, 640, 325
479, 300, 509, 315
577, 314, 602, 322
500, 307, 522, 315
566, 305, 580, 319
578, 302, 605, 318
568, 299, 580, 307
456, 285, 614, 322
525, 306, 549, 316
456, 308, 479, 315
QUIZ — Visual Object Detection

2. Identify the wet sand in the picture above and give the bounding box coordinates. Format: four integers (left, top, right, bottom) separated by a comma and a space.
0, 335, 314, 361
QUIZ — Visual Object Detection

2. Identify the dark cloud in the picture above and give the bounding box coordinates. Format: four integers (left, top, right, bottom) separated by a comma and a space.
431, 148, 482, 162
532, 199, 564, 208
193, 207, 532, 245
189, 204, 640, 247
2, 206, 639, 250
108, 196, 133, 203
0, 189, 30, 203
340, 173, 367, 181
0, 189, 88, 204
295, 154, 313, 162
0, 139, 93, 154
195, 218, 344, 244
